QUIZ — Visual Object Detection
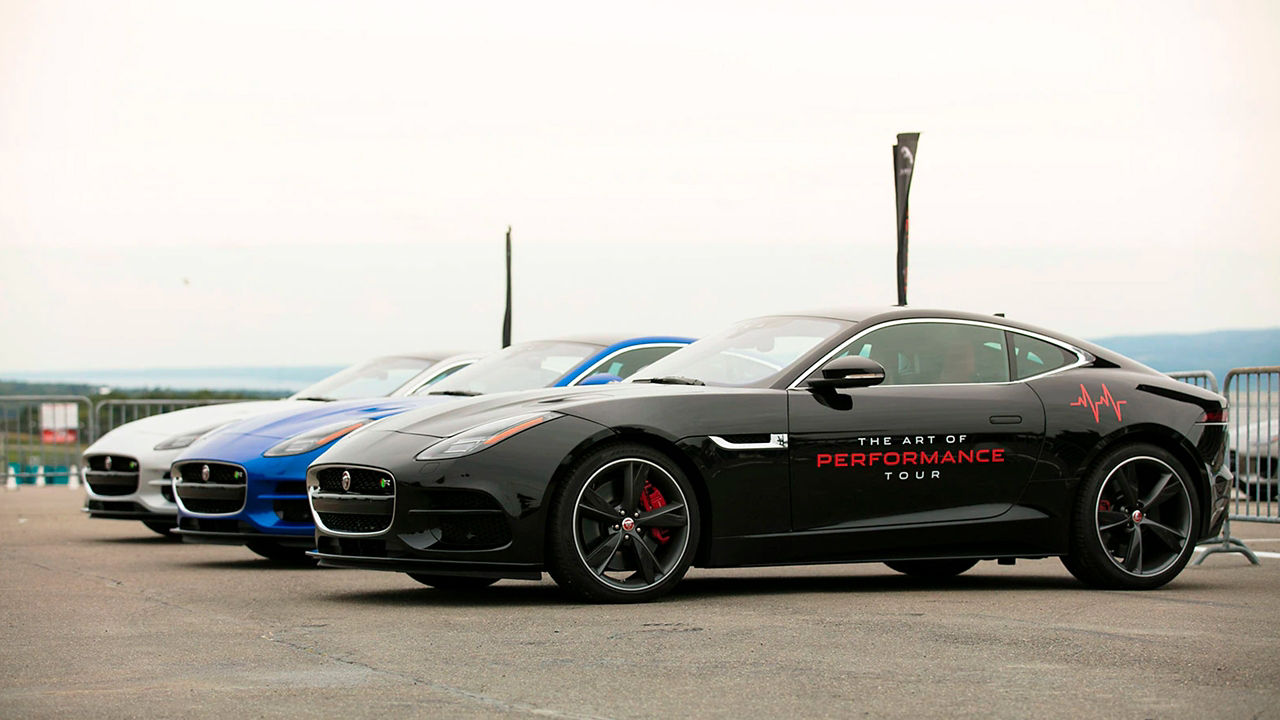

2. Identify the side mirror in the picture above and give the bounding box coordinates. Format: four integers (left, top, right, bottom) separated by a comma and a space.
579, 373, 624, 386
806, 356, 886, 390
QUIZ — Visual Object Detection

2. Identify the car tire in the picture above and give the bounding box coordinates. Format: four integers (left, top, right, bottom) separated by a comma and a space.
884, 559, 978, 578
547, 442, 699, 603
246, 540, 316, 566
1064, 443, 1201, 590
407, 574, 499, 590
142, 520, 180, 539
1058, 551, 1089, 584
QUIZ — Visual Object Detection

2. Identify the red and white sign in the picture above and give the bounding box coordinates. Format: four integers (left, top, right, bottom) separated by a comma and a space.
40, 403, 79, 444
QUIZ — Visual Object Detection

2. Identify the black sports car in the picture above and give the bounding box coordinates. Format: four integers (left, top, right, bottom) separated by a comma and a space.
308, 308, 1231, 602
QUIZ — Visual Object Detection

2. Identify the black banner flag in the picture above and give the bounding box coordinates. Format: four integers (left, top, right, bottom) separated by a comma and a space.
893, 133, 919, 306
502, 226, 513, 348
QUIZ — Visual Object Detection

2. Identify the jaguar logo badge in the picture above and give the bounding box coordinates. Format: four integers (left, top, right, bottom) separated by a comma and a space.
104, 456, 112, 471
201, 464, 210, 482
341, 470, 352, 492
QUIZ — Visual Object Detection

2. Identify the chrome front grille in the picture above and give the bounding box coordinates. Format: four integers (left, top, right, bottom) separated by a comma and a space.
84, 454, 139, 496
308, 465, 395, 536
173, 461, 247, 515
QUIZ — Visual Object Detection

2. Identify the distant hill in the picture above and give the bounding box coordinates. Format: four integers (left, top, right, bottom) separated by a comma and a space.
0, 379, 289, 400
1090, 328, 1280, 387
0, 366, 340, 393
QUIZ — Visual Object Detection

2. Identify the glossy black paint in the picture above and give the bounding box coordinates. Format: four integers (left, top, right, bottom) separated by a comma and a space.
788, 383, 1045, 531
309, 308, 1231, 580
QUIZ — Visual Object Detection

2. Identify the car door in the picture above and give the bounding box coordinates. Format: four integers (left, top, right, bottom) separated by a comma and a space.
786, 320, 1047, 532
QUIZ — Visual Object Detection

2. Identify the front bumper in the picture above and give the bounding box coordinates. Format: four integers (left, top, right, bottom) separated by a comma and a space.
310, 545, 541, 580
83, 499, 176, 522
82, 450, 178, 521
173, 457, 315, 543
176, 515, 313, 547
309, 416, 608, 578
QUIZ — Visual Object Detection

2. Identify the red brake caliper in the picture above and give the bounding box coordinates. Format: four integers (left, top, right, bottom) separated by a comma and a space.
1098, 499, 1112, 513
640, 483, 671, 545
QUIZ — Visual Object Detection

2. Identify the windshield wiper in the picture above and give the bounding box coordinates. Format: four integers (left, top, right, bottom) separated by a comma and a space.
293, 396, 337, 402
428, 390, 482, 396
634, 376, 705, 386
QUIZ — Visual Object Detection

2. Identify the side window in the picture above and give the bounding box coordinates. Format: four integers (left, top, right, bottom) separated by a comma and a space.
817, 322, 1010, 385
580, 346, 682, 381
1011, 333, 1076, 380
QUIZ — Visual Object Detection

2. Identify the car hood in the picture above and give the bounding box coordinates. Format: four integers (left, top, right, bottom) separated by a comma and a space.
379, 384, 735, 439
87, 399, 299, 447
189, 396, 460, 444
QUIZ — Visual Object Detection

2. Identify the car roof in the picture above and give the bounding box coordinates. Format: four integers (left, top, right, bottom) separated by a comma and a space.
775, 306, 1030, 325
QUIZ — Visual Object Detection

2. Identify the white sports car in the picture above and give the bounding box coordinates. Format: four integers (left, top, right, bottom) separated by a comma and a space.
81, 352, 477, 535
1230, 417, 1279, 501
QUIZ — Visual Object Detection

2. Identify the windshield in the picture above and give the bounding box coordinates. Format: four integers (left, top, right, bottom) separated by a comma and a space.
290, 356, 440, 400
630, 316, 852, 387
415, 341, 602, 396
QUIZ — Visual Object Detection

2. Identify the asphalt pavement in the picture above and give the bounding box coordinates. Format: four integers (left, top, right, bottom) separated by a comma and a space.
2, 488, 1278, 719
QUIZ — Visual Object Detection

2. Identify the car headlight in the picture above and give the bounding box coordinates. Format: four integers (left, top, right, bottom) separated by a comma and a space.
263, 419, 371, 457
415, 412, 558, 460
153, 424, 228, 451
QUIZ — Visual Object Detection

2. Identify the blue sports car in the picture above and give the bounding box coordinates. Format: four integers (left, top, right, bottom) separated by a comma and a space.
169, 335, 693, 562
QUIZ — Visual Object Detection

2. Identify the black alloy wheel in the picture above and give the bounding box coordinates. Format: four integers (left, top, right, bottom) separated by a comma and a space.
407, 574, 499, 590
547, 443, 699, 603
1063, 444, 1200, 590
884, 559, 979, 578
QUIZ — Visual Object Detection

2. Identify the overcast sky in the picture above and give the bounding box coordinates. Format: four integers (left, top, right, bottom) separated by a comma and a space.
2, 0, 1277, 372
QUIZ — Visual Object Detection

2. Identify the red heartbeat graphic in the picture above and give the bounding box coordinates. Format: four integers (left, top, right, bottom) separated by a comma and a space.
1070, 383, 1126, 423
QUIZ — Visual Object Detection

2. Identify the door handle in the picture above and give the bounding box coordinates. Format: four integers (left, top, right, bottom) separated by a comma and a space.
989, 415, 1022, 425
708, 434, 789, 450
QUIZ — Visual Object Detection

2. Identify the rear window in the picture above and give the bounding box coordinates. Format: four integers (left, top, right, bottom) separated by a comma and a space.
1011, 333, 1077, 379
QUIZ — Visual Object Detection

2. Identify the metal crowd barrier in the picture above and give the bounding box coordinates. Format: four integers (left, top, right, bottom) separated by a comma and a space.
2, 396, 241, 489
1168, 370, 1219, 393
1195, 365, 1280, 565
1, 396, 95, 488
94, 398, 241, 439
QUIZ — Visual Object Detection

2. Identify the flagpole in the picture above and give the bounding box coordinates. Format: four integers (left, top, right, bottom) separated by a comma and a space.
502, 226, 512, 348
893, 133, 920, 307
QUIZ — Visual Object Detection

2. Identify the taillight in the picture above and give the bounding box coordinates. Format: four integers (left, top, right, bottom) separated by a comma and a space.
1198, 408, 1228, 424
